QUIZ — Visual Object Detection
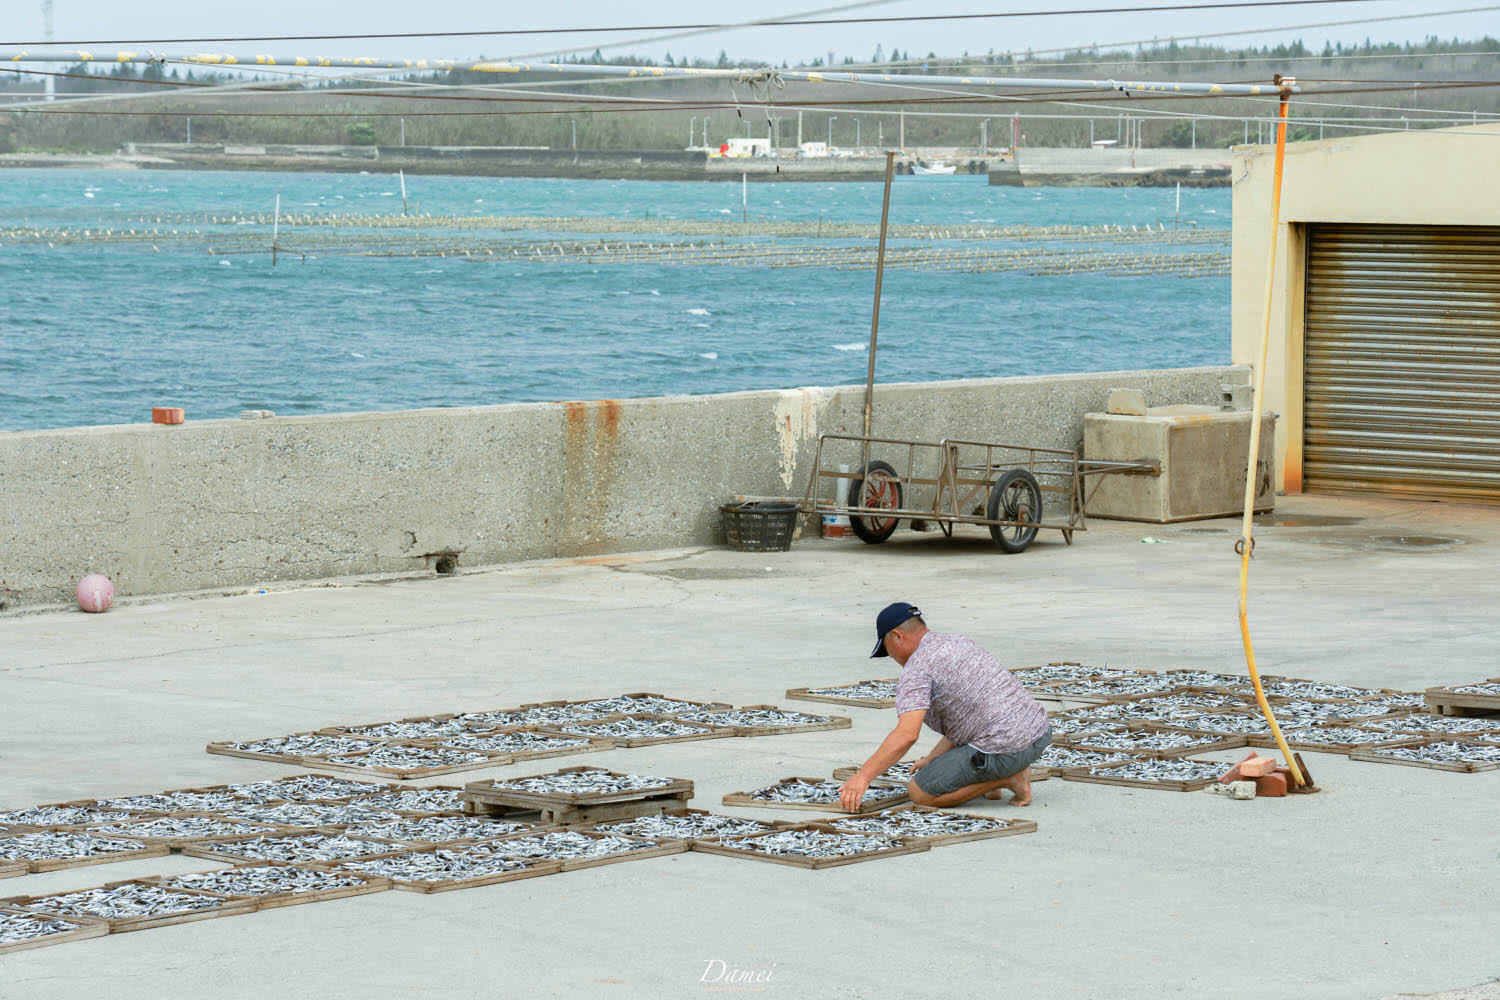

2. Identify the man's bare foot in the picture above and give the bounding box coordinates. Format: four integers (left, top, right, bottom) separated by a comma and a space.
1007, 773, 1032, 806
984, 788, 1006, 800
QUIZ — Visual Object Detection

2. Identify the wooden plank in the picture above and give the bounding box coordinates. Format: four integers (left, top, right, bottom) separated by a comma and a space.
3, 879, 257, 933
147, 861, 392, 910
808, 806, 1039, 848
306, 744, 512, 781
1061, 757, 1226, 792
0, 904, 108, 956
1059, 728, 1246, 759
587, 809, 782, 847
536, 715, 734, 749
831, 761, 917, 788
478, 830, 687, 872
1424, 679, 1500, 716
720, 777, 909, 814
178, 830, 400, 866
690, 823, 930, 870
562, 693, 734, 716
538, 796, 692, 826
0, 861, 28, 880
462, 767, 695, 808
205, 731, 388, 767
784, 680, 897, 710
327, 849, 564, 894
0, 833, 170, 874
318, 714, 473, 742
80, 816, 297, 849
675, 705, 853, 737
1348, 738, 1500, 773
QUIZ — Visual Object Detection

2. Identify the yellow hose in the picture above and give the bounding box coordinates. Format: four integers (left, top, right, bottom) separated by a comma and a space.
1238, 88, 1307, 789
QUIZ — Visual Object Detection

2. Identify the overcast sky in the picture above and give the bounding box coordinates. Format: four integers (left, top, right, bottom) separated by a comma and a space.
15, 0, 1499, 66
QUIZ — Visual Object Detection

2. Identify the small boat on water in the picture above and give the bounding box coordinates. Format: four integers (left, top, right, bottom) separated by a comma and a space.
911, 161, 957, 175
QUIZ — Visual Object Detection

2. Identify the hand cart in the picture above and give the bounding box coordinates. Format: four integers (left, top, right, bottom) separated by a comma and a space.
798, 433, 1159, 553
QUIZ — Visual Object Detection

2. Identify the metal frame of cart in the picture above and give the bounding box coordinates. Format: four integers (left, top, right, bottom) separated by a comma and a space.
799, 433, 1158, 553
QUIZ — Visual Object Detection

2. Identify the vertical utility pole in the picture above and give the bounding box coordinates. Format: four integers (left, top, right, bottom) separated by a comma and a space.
980, 119, 987, 155
399, 170, 407, 216
41, 0, 54, 101
689, 117, 695, 148
899, 111, 904, 151
186, 117, 191, 144
1191, 119, 1196, 148
797, 111, 803, 148
400, 118, 406, 146
861, 151, 897, 468
742, 173, 747, 223
1089, 119, 1094, 146
571, 120, 577, 149
271, 192, 280, 267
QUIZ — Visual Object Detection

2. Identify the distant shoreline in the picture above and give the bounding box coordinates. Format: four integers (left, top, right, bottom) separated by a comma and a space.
0, 144, 1232, 185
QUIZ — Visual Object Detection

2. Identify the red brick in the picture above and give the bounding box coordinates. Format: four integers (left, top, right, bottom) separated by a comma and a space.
1218, 750, 1262, 784
1255, 773, 1288, 797
1240, 757, 1277, 778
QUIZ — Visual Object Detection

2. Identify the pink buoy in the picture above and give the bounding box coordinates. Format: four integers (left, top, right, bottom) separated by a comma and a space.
76, 574, 115, 613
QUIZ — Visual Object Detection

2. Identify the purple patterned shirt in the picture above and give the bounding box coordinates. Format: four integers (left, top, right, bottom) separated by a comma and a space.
895, 632, 1049, 754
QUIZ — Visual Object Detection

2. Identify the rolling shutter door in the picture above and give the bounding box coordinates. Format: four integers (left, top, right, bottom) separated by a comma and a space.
1303, 224, 1500, 503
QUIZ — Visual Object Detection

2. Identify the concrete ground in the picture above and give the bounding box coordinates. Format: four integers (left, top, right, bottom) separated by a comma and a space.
1, 494, 1497, 999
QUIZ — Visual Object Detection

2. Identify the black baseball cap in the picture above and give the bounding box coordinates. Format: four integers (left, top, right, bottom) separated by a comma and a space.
871, 602, 922, 658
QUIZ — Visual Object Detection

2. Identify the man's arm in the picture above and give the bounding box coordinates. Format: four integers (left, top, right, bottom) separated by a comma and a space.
838, 709, 925, 813
913, 735, 955, 770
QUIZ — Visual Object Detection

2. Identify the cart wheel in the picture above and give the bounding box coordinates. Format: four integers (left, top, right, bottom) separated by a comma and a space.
987, 469, 1042, 553
850, 460, 903, 544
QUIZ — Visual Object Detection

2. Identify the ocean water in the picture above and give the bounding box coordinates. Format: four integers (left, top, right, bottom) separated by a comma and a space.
0, 169, 1231, 432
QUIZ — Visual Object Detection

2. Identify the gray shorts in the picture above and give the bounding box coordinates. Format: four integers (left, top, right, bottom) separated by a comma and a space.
912, 727, 1053, 797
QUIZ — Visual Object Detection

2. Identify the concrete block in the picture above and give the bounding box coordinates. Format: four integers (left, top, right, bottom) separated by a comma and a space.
151, 407, 185, 425
1083, 405, 1276, 523
1106, 387, 1147, 415
1208, 780, 1257, 800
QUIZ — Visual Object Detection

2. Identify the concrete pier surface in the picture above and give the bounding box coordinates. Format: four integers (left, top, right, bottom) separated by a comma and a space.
2, 493, 1497, 999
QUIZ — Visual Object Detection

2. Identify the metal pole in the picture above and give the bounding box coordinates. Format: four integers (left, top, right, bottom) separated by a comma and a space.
571, 120, 577, 149
400, 118, 405, 146
862, 151, 896, 452
689, 116, 695, 148
981, 119, 987, 155
1191, 119, 1196, 148
742, 172, 747, 223
899, 111, 904, 150
1089, 119, 1094, 146
828, 116, 836, 146
797, 110, 803, 147
399, 170, 407, 216
186, 117, 191, 144
271, 192, 280, 267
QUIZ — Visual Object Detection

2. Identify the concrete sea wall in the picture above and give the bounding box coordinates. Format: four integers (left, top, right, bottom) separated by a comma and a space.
0, 366, 1242, 608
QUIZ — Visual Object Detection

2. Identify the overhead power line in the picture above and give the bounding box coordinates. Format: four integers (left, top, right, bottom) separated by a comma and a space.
0, 1, 1404, 47
826, 4, 1500, 71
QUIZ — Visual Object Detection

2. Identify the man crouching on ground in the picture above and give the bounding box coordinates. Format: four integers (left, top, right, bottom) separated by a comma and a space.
838, 602, 1052, 812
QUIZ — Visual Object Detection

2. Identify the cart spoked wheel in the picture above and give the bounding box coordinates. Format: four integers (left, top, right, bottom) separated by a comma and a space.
849, 460, 903, 544
987, 469, 1043, 553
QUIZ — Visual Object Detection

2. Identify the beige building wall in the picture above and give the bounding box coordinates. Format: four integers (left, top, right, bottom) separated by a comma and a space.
1230, 122, 1500, 492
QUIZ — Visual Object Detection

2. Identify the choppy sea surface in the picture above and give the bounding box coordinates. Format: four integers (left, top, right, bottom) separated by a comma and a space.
0, 168, 1231, 431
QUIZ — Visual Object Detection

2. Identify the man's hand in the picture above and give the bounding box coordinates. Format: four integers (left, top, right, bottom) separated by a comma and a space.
837, 774, 871, 813
910, 754, 934, 772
